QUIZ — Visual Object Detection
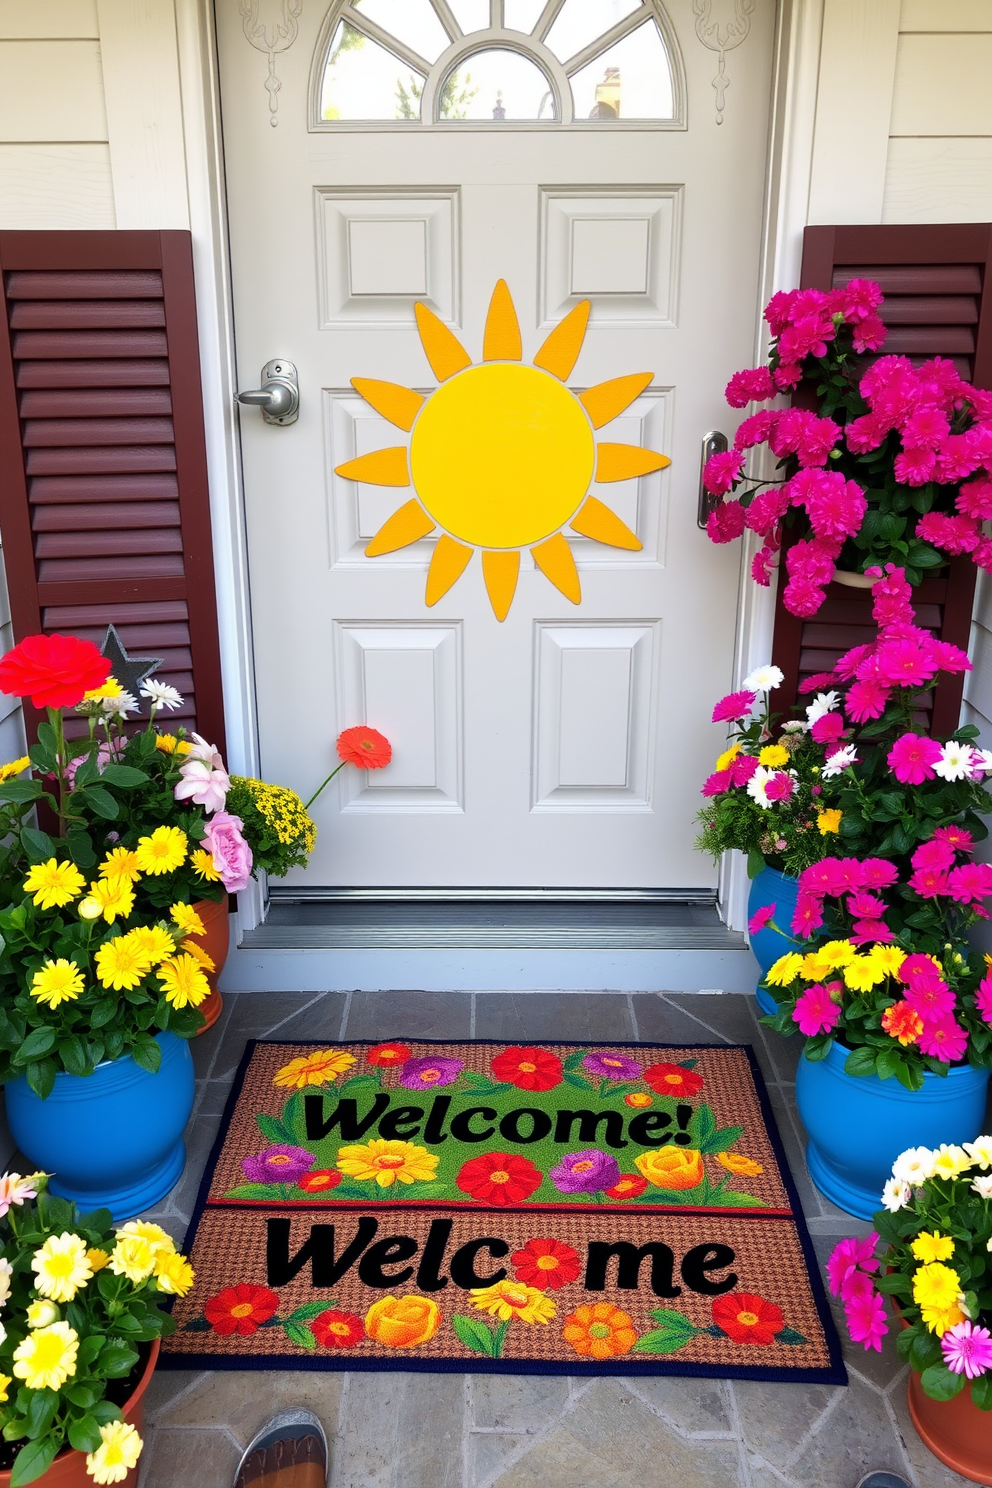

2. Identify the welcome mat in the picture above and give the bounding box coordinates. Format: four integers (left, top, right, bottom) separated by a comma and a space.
162, 1039, 845, 1383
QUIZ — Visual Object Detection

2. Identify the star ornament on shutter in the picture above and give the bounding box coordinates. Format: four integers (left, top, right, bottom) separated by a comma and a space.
333, 281, 671, 621
100, 625, 163, 717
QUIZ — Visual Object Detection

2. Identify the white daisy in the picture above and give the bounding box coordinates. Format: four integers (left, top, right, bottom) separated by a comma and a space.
101, 692, 137, 717
745, 766, 777, 810
963, 1136, 992, 1171
971, 1174, 992, 1200
805, 691, 841, 726
881, 1176, 911, 1212
141, 680, 184, 710
933, 741, 979, 782
892, 1145, 936, 1186
781, 720, 809, 734
743, 664, 784, 694
972, 748, 992, 775
821, 745, 858, 779
0, 1258, 11, 1309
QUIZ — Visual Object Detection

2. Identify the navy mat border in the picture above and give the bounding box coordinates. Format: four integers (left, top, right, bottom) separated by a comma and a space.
161, 1036, 848, 1386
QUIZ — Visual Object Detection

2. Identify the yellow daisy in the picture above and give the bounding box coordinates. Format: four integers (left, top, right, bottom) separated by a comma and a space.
816, 809, 842, 836
99, 847, 141, 882
800, 952, 833, 982
842, 956, 886, 992
758, 744, 789, 768
156, 954, 210, 1009
30, 959, 84, 1010
931, 1144, 972, 1180
912, 1261, 962, 1312
921, 1301, 966, 1337
154, 1251, 195, 1297
766, 952, 805, 987
336, 1138, 439, 1187
0, 1374, 9, 1403
134, 826, 187, 876
470, 1280, 556, 1324
273, 1049, 357, 1089
108, 1235, 156, 1285
128, 925, 177, 965
86, 1248, 111, 1273
31, 1232, 92, 1302
816, 940, 857, 970
94, 936, 151, 992
170, 902, 205, 937
0, 756, 30, 783
83, 677, 123, 702
868, 944, 906, 978
715, 742, 741, 773
86, 1420, 143, 1485
22, 857, 86, 910
116, 1220, 175, 1257
78, 874, 135, 924
12, 1321, 78, 1390
181, 940, 216, 973
190, 847, 221, 882
155, 733, 192, 755
911, 1231, 955, 1264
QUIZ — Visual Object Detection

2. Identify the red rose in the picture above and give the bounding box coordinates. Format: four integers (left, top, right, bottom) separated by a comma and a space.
491, 1045, 563, 1092
367, 1042, 411, 1067
511, 1237, 581, 1289
643, 1062, 705, 1098
204, 1283, 279, 1337
297, 1169, 342, 1193
456, 1152, 542, 1205
604, 1174, 648, 1200
712, 1292, 784, 1345
337, 726, 392, 770
0, 633, 111, 710
312, 1308, 365, 1349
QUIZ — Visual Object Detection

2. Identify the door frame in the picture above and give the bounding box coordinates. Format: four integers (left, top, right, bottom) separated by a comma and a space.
172, 0, 844, 934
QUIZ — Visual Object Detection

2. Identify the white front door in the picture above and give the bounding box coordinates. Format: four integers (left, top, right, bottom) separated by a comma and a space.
216, 0, 773, 890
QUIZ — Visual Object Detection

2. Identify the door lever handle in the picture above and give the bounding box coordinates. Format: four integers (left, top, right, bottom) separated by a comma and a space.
697, 430, 728, 528
237, 359, 299, 425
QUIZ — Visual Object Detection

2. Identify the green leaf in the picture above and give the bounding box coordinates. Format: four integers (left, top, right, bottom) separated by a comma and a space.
774, 1326, 807, 1345
285, 1300, 339, 1323
0, 780, 43, 803
64, 1383, 101, 1408
747, 848, 766, 879
875, 1047, 903, 1082
706, 1188, 766, 1207
562, 1049, 589, 1071
18, 1028, 56, 1062
338, 1074, 383, 1094
98, 764, 149, 787
89, 1402, 123, 1426
97, 1341, 139, 1378
181, 1317, 213, 1332
79, 785, 118, 820
24, 1390, 57, 1440
699, 1123, 744, 1156
632, 1309, 700, 1353
970, 1372, 992, 1411
920, 1363, 966, 1401
689, 1104, 716, 1150
562, 1071, 594, 1090
451, 1314, 503, 1356
256, 1112, 294, 1144
25, 1060, 56, 1100
76, 1335, 106, 1367
910, 1329, 943, 1374
282, 1321, 317, 1349
843, 1046, 879, 1078
57, 1035, 89, 1077
10, 1437, 59, 1488
130, 1038, 161, 1075
225, 1182, 283, 1199
66, 833, 97, 870
460, 1073, 502, 1095
66, 1415, 102, 1454
19, 827, 54, 862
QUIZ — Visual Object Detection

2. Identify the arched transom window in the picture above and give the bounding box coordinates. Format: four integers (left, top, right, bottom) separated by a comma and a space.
311, 0, 685, 128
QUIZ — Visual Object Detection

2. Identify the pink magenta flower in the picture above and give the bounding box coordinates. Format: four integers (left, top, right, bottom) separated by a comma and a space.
826, 1234, 880, 1296
845, 412, 890, 453
844, 1287, 889, 1352
793, 984, 841, 1037
799, 671, 839, 695
908, 866, 950, 899
734, 410, 777, 448
888, 733, 942, 784
935, 433, 984, 483
764, 772, 795, 803
701, 769, 734, 797
731, 754, 760, 785
894, 447, 937, 486
933, 825, 974, 853
798, 860, 841, 896
851, 920, 895, 944
975, 974, 992, 1024
911, 837, 956, 872
917, 1015, 969, 1063
712, 690, 756, 723
901, 406, 951, 451
811, 712, 845, 745
875, 637, 940, 688
946, 862, 992, 904
725, 367, 776, 408
957, 476, 992, 521
703, 449, 745, 495
848, 891, 887, 919
871, 566, 915, 627
793, 469, 866, 539
764, 289, 799, 335
930, 640, 972, 675
773, 362, 803, 391
202, 811, 253, 893
941, 1321, 992, 1379
706, 502, 747, 543
744, 486, 790, 535
751, 539, 780, 586
845, 677, 891, 723
840, 278, 883, 323
899, 953, 942, 985
917, 511, 982, 555
748, 903, 775, 936
797, 417, 843, 468
791, 894, 824, 938
859, 858, 899, 889
905, 976, 957, 1020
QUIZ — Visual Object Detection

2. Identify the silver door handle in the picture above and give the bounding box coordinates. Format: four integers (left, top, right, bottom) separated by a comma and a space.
237, 359, 299, 425
697, 430, 728, 527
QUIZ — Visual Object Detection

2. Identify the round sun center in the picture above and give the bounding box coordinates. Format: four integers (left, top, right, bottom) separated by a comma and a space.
376, 1156, 406, 1169
410, 362, 594, 550
663, 1074, 683, 1085
518, 1061, 537, 1072
269, 1155, 291, 1166
589, 1322, 612, 1339
737, 1311, 759, 1327
502, 1287, 529, 1308
536, 1255, 559, 1270
419, 1068, 440, 1082
489, 1169, 510, 1184
573, 1160, 594, 1173
328, 1321, 351, 1336
231, 1302, 255, 1318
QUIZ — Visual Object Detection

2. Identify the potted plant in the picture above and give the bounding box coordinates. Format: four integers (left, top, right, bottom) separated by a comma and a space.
0, 1170, 192, 1487
700, 278, 992, 617
827, 1139, 992, 1484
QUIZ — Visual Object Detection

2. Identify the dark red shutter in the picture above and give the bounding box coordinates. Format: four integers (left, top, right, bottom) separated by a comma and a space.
0, 231, 225, 752
770, 223, 992, 736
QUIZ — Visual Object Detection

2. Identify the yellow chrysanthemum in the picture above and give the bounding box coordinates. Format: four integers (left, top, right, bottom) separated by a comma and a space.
83, 677, 123, 702
273, 1049, 357, 1089
921, 1301, 967, 1337
108, 1235, 156, 1285
842, 955, 886, 992
715, 742, 741, 773
86, 1248, 111, 1273
911, 1231, 956, 1263
232, 777, 316, 851
0, 1373, 11, 1403
470, 1280, 556, 1324
800, 953, 833, 982
758, 744, 789, 768
155, 733, 192, 756
0, 756, 30, 783
78, 874, 134, 925
913, 1260, 962, 1312
154, 1251, 195, 1297
22, 857, 86, 910
94, 936, 152, 992
156, 954, 210, 1009
12, 1321, 78, 1390
170, 902, 205, 937
30, 959, 84, 1010
181, 940, 216, 973
86, 1420, 143, 1485
135, 826, 187, 876
931, 1143, 972, 1180
116, 1220, 175, 1257
815, 939, 856, 969
766, 952, 805, 987
336, 1138, 439, 1188
816, 809, 843, 836
868, 945, 906, 978
716, 1151, 764, 1176
128, 925, 177, 965
31, 1232, 93, 1302
99, 847, 141, 882
190, 847, 221, 882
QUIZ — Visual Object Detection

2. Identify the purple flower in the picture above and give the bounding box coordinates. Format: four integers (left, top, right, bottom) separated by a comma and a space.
550, 1149, 621, 1195
941, 1321, 992, 1378
242, 1144, 314, 1186
398, 1056, 463, 1090
582, 1051, 642, 1081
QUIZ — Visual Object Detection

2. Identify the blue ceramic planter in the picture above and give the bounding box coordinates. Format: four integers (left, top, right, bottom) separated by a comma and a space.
5, 1030, 194, 1224
747, 866, 801, 1016
795, 1039, 990, 1220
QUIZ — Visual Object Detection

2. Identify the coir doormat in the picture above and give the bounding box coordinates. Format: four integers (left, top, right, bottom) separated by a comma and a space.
161, 1039, 846, 1383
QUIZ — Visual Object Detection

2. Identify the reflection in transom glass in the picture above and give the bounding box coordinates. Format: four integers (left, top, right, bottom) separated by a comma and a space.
316, 1, 679, 125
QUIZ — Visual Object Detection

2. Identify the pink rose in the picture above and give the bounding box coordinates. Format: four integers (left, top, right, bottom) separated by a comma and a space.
203, 811, 253, 892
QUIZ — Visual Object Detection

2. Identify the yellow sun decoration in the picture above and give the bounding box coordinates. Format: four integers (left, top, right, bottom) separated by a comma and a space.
335, 281, 671, 621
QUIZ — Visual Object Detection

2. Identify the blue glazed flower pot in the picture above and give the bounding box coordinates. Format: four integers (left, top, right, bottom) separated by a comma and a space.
795, 1039, 990, 1220
5, 1030, 194, 1224
747, 866, 801, 1016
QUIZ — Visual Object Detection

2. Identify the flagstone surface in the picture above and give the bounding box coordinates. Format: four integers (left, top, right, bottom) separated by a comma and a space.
68, 989, 987, 1487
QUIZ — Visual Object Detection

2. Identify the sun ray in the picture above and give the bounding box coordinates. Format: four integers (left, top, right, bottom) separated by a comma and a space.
595, 443, 671, 482
351, 378, 424, 432
414, 303, 472, 382
580, 372, 653, 429
569, 495, 642, 551
531, 532, 581, 603
482, 550, 519, 622
533, 300, 591, 381
335, 447, 411, 486
483, 279, 522, 362
425, 534, 473, 605
365, 499, 435, 557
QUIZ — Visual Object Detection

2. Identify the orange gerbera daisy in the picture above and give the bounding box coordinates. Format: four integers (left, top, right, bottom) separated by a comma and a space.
562, 1302, 638, 1359
273, 1049, 356, 1089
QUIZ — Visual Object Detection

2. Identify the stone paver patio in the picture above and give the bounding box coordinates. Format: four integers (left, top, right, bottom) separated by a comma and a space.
122, 990, 983, 1488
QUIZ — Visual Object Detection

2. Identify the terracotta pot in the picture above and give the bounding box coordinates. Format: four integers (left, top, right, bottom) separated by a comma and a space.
190, 896, 230, 1033
0, 1338, 159, 1487
908, 1365, 992, 1485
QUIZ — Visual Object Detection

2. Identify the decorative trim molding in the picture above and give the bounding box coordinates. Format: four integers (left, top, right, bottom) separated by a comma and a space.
692, 0, 756, 124
240, 0, 302, 127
